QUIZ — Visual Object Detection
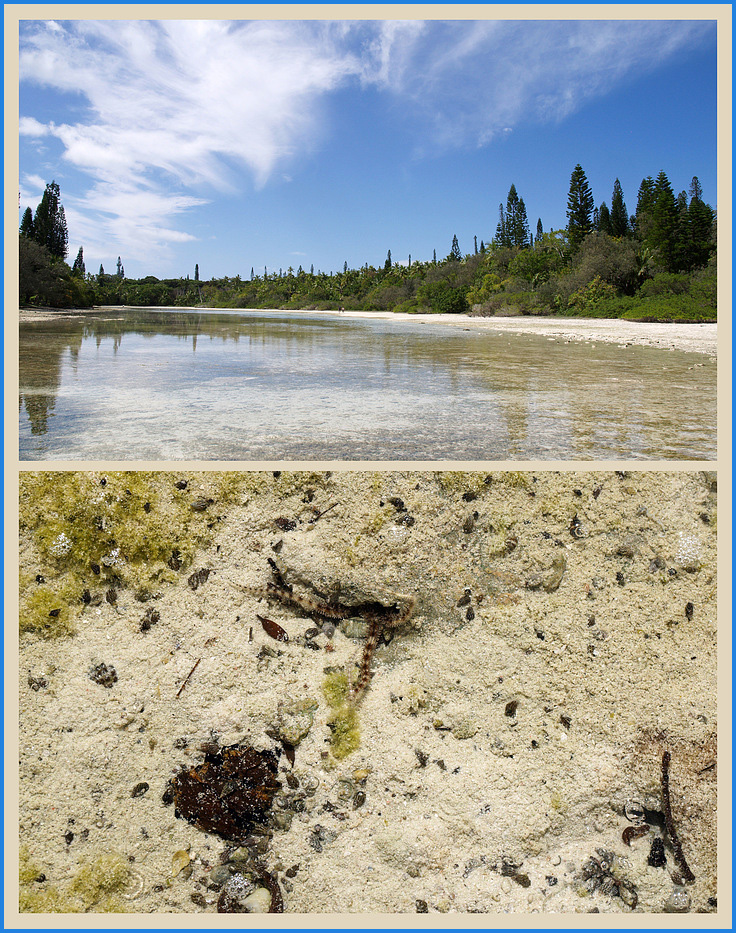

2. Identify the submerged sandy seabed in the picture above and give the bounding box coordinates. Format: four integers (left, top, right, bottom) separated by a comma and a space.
18, 306, 718, 356
17, 471, 718, 917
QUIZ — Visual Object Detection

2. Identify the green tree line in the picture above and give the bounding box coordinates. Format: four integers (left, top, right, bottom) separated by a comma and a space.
20, 166, 716, 321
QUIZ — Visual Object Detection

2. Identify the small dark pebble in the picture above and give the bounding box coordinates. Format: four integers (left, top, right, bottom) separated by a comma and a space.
700, 512, 711, 524
560, 714, 571, 730
190, 892, 208, 908
416, 899, 428, 913
616, 571, 625, 586
286, 773, 299, 790
173, 736, 188, 749
685, 601, 694, 620
168, 550, 182, 571
647, 836, 666, 868
273, 471, 281, 478
504, 700, 518, 717
353, 791, 366, 809
592, 485, 602, 498
274, 516, 297, 531
531, 740, 539, 748
28, 673, 48, 691
188, 568, 211, 590
415, 749, 428, 767
143, 502, 151, 513
91, 563, 100, 575
569, 514, 584, 538
462, 515, 476, 534
708, 896, 717, 908
285, 864, 300, 878
35, 574, 45, 584
388, 496, 406, 511
81, 589, 91, 604
105, 588, 117, 605
64, 831, 74, 845
88, 662, 118, 688
456, 592, 472, 608
465, 607, 475, 621
175, 480, 188, 490
535, 629, 545, 640
434, 758, 446, 771
153, 884, 165, 893
191, 497, 213, 511
514, 873, 531, 888
396, 513, 415, 527
668, 568, 678, 576
461, 491, 477, 502
573, 488, 583, 497
48, 608, 61, 618
546, 875, 558, 886
140, 607, 160, 632
35, 873, 46, 883
162, 784, 175, 806
131, 782, 150, 798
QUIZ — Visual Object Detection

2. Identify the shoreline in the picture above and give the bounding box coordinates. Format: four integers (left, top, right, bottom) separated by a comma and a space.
19, 305, 717, 356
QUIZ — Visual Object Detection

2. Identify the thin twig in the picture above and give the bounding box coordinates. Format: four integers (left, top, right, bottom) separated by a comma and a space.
176, 657, 201, 698
308, 502, 338, 524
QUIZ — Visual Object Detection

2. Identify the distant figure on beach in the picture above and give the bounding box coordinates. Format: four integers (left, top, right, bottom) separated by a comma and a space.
339, 306, 345, 313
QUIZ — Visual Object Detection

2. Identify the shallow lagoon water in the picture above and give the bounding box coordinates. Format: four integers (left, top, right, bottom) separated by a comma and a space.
19, 308, 716, 461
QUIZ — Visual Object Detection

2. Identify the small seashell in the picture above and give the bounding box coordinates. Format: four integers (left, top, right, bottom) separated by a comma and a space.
624, 799, 646, 825
121, 867, 145, 900
300, 774, 320, 796
171, 849, 191, 877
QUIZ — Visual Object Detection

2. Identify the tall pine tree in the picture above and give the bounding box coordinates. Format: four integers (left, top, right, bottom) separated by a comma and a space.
71, 246, 85, 276
566, 164, 594, 249
19, 206, 35, 239
610, 178, 629, 237
449, 234, 462, 261
33, 181, 68, 260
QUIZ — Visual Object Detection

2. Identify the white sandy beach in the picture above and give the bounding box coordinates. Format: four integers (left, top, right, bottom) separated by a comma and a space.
18, 306, 718, 357
17, 470, 718, 917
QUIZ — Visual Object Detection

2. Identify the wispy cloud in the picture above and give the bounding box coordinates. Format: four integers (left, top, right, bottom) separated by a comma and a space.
19, 18, 713, 265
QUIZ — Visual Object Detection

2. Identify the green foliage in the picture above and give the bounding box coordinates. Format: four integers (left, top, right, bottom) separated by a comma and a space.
566, 275, 618, 313
417, 278, 469, 314
19, 237, 94, 308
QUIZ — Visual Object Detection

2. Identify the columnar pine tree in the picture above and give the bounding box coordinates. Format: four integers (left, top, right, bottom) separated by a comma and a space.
536, 218, 543, 242
384, 250, 392, 271
72, 246, 85, 276
19, 206, 35, 239
450, 234, 461, 261
687, 175, 715, 270
117, 256, 124, 278
597, 203, 612, 235
566, 164, 594, 249
610, 179, 629, 237
495, 203, 509, 247
194, 263, 199, 281
33, 181, 68, 260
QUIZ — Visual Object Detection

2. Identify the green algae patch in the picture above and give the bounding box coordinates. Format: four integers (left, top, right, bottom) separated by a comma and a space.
19, 849, 130, 913
322, 670, 360, 759
18, 471, 265, 639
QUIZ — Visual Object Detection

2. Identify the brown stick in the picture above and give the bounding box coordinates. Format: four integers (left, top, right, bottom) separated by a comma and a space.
176, 658, 201, 698
661, 750, 696, 883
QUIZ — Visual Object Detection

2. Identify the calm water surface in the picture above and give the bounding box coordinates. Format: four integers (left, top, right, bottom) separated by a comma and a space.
19, 309, 716, 460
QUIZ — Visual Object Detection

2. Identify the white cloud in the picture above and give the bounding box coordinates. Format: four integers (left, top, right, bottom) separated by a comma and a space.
19, 19, 361, 263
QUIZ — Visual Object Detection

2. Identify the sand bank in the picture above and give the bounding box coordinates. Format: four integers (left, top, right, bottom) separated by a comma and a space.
18, 306, 718, 356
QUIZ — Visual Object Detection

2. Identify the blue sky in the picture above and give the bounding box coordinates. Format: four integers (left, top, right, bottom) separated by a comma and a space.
18, 16, 718, 280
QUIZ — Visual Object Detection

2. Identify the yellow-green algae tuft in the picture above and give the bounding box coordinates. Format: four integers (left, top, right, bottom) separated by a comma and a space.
322, 670, 360, 759
18, 471, 269, 638
19, 849, 131, 913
